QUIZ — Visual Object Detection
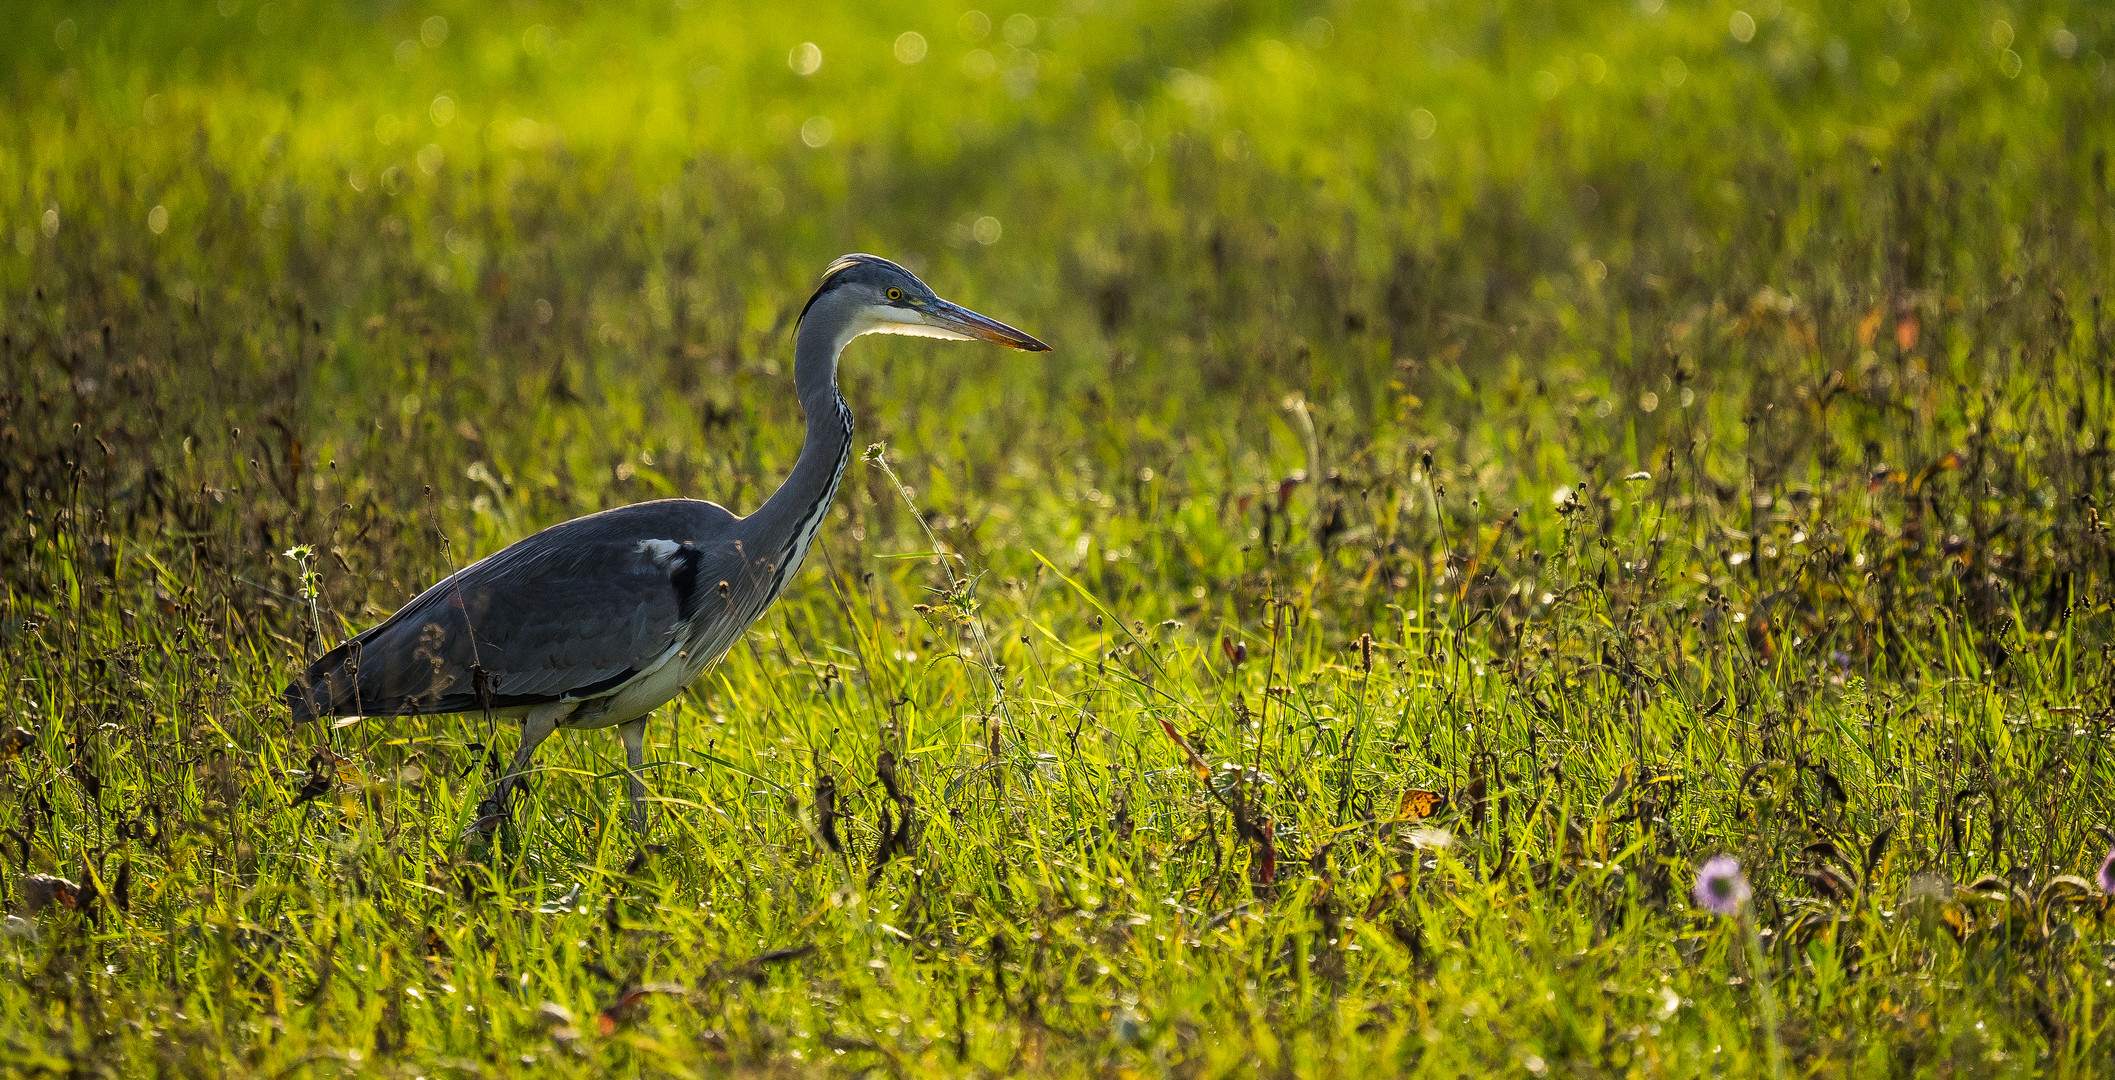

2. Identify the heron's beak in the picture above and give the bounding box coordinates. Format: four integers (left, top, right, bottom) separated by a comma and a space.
923, 297, 1051, 351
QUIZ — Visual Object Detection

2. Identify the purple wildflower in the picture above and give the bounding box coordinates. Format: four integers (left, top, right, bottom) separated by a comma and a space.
1694, 855, 1752, 916
2098, 847, 2115, 896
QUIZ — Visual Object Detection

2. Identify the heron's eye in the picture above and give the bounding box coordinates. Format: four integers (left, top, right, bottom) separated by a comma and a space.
886, 288, 903, 302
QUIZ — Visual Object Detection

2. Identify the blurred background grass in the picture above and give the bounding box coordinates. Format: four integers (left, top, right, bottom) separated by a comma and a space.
8, 0, 2108, 584
5, 0, 2115, 1075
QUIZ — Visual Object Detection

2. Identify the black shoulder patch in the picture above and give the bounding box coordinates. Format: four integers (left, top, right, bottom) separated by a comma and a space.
669, 542, 707, 621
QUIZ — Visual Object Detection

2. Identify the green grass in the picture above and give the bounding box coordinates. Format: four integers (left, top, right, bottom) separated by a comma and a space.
5, 0, 2115, 1074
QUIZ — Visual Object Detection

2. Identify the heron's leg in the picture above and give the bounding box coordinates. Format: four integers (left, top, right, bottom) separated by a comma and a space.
619, 716, 650, 835
495, 700, 573, 812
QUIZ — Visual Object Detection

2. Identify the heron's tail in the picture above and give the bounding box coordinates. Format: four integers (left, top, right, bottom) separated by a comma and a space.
282, 637, 363, 722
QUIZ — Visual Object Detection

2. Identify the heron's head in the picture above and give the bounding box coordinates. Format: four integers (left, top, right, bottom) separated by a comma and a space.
799, 253, 1050, 353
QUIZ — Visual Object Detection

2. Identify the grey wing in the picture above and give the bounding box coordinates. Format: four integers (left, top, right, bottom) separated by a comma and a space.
284, 499, 740, 720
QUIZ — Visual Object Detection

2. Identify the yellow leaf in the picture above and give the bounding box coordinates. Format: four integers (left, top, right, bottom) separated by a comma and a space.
1395, 788, 1447, 821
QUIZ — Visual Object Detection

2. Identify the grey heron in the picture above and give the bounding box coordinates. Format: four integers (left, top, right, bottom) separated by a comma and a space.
284, 254, 1049, 833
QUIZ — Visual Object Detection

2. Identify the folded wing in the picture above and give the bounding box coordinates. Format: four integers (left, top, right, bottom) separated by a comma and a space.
284, 500, 738, 720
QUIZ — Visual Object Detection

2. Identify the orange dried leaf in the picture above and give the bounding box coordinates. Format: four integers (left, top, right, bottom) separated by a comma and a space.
1857, 305, 1884, 347
596, 983, 685, 1035
1158, 717, 1212, 781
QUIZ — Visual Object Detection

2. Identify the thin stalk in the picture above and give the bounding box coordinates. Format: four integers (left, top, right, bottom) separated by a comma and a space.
1742, 911, 1788, 1080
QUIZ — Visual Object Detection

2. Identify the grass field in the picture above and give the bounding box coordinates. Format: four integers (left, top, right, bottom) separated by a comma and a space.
6, 0, 2115, 1074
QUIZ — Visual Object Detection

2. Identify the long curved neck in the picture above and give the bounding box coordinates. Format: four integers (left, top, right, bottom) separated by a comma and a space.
744, 315, 855, 558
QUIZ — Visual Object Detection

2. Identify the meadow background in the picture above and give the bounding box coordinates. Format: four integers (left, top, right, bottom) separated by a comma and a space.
5, 0, 2115, 1074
